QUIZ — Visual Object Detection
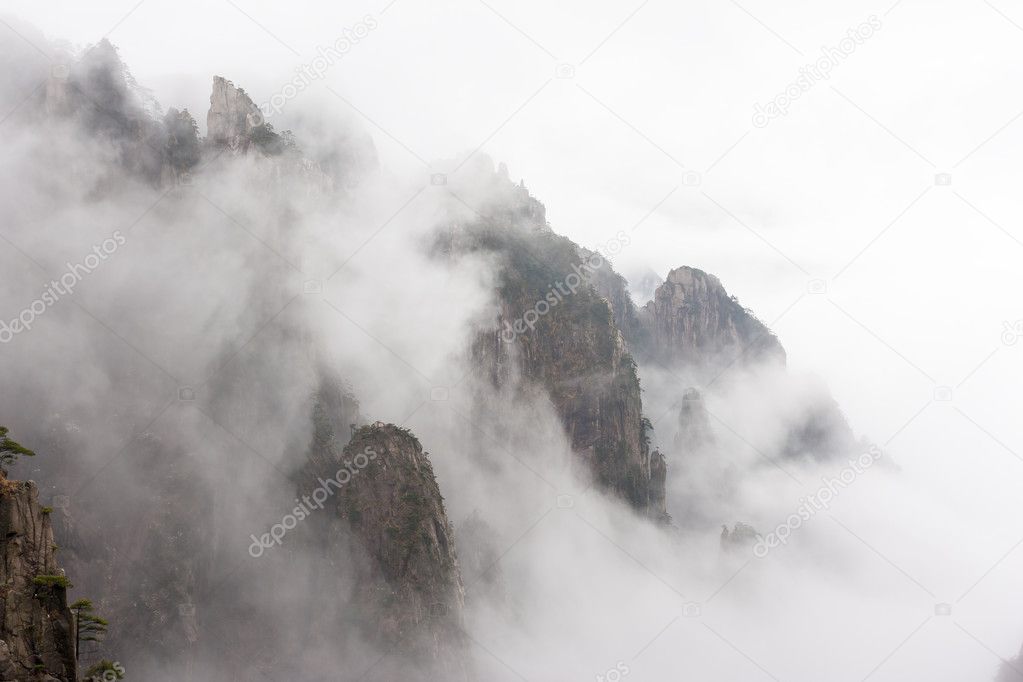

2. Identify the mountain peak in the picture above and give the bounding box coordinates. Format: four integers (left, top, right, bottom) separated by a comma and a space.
207, 75, 264, 149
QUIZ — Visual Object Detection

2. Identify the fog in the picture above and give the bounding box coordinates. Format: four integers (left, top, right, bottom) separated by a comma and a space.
1, 2, 1022, 681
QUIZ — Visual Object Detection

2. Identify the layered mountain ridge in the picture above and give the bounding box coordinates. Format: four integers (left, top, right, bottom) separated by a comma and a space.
0, 32, 882, 682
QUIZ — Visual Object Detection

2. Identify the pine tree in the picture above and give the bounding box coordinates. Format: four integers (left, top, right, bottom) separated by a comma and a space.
70, 598, 109, 662
0, 426, 34, 476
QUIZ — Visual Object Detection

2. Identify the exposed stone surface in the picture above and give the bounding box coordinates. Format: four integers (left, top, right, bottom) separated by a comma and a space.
585, 250, 650, 352
441, 166, 666, 519
613, 268, 861, 466
647, 449, 667, 520
0, 479, 76, 682
206, 76, 263, 150
334, 424, 470, 680
675, 388, 714, 453
639, 266, 785, 371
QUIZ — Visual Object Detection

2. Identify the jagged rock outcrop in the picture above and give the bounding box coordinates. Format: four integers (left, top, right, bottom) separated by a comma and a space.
0, 479, 77, 682
675, 388, 714, 452
334, 424, 470, 679
647, 449, 667, 520
585, 249, 650, 350
34, 43, 337, 189
639, 266, 785, 371
440, 164, 667, 519
207, 76, 265, 151
598, 266, 861, 466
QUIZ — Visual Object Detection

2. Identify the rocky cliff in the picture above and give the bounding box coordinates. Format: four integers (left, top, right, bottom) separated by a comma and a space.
439, 165, 667, 519
207, 76, 262, 149
599, 266, 860, 466
0, 479, 77, 682
333, 424, 470, 680
206, 76, 294, 156
639, 266, 785, 371
675, 388, 715, 453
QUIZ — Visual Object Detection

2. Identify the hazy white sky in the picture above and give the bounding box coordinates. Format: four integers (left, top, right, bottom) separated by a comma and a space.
4, 0, 1023, 677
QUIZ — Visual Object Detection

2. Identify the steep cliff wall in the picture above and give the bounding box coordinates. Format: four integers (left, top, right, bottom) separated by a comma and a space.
675, 388, 715, 453
441, 168, 666, 518
334, 424, 470, 679
607, 266, 860, 466
0, 479, 77, 682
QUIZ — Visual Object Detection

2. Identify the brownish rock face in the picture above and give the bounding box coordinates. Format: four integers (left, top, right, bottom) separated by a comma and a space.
640, 266, 786, 372
0, 479, 77, 682
440, 168, 667, 520
334, 424, 470, 680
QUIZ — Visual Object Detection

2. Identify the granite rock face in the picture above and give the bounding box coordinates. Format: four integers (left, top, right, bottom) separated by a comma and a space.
599, 265, 861, 466
441, 165, 667, 519
206, 76, 264, 150
639, 266, 785, 371
0, 479, 77, 682
334, 424, 470, 680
